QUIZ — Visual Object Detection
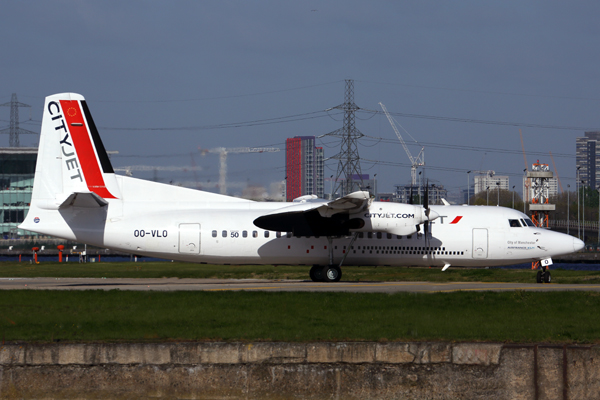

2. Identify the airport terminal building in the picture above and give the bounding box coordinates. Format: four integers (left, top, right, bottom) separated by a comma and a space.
0, 147, 37, 238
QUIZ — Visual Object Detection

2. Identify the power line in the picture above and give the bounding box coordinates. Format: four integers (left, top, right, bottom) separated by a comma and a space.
21, 101, 594, 134
100, 110, 339, 131
361, 158, 581, 183
359, 109, 599, 131
103, 80, 344, 103
97, 107, 597, 133
360, 135, 575, 159
361, 158, 526, 179
356, 79, 600, 103
18, 81, 344, 104
112, 132, 575, 164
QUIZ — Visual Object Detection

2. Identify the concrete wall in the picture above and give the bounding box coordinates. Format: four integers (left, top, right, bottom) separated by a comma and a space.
0, 342, 599, 399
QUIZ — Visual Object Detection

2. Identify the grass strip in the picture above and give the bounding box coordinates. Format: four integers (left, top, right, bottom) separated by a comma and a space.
1, 261, 600, 284
1, 290, 599, 343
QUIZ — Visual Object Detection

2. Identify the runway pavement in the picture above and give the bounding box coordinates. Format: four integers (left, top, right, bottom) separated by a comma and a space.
1, 277, 600, 293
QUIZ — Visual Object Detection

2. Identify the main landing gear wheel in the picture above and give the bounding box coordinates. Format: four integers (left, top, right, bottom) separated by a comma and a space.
311, 234, 353, 283
310, 265, 325, 282
309, 265, 342, 282
323, 265, 342, 282
544, 270, 551, 283
536, 270, 543, 283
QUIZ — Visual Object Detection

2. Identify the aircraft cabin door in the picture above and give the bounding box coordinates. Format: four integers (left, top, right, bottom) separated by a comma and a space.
472, 228, 488, 259
179, 223, 200, 254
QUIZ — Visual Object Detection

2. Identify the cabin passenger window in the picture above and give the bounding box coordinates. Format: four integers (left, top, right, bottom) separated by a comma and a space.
509, 219, 521, 227
264, 231, 270, 238
252, 231, 258, 238
242, 231, 248, 238
212, 230, 217, 238
222, 230, 227, 237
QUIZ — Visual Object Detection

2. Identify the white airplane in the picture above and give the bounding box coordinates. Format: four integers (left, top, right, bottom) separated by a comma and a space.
20, 93, 583, 283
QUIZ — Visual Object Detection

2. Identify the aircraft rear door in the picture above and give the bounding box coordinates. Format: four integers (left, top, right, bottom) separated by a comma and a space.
179, 223, 200, 254
472, 228, 488, 258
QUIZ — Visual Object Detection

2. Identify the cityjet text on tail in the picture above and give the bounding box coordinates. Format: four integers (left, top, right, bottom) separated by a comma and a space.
20, 93, 584, 282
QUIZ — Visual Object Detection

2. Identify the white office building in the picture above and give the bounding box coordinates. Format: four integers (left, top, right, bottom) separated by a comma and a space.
474, 174, 509, 195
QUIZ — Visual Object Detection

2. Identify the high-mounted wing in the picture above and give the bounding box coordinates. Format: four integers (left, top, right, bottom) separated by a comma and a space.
253, 191, 372, 236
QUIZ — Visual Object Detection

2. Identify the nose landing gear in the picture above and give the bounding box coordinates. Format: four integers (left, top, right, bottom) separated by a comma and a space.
536, 266, 551, 283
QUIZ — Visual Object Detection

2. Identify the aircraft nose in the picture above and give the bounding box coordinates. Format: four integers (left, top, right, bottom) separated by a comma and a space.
427, 209, 440, 221
573, 237, 585, 252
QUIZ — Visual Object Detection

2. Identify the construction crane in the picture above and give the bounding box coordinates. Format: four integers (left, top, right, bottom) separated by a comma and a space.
200, 147, 280, 195
473, 170, 496, 180
114, 165, 203, 177
520, 129, 531, 203
189, 152, 201, 190
379, 102, 424, 187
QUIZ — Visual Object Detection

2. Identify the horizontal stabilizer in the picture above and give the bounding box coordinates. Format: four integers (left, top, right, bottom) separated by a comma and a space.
59, 192, 108, 208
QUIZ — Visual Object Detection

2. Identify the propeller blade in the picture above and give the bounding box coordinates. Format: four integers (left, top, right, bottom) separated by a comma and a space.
424, 180, 429, 215
423, 180, 429, 244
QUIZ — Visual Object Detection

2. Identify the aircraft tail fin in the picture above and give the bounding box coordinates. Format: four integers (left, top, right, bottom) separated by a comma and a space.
28, 93, 121, 210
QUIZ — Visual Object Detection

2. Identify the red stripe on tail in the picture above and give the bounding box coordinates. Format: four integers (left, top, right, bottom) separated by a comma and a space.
60, 100, 117, 199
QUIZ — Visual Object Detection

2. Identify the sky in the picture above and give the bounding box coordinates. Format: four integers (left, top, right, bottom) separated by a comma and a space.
1, 1, 599, 200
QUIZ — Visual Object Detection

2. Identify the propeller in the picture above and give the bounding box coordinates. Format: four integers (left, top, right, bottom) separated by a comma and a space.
423, 182, 430, 244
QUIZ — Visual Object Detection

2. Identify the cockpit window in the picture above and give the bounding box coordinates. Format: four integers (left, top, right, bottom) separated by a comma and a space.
524, 219, 535, 227
509, 219, 521, 227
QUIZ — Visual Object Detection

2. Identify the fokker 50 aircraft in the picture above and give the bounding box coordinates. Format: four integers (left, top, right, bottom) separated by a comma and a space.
20, 93, 584, 283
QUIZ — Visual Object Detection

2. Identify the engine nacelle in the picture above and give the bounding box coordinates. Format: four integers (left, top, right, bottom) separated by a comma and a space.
351, 201, 439, 236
